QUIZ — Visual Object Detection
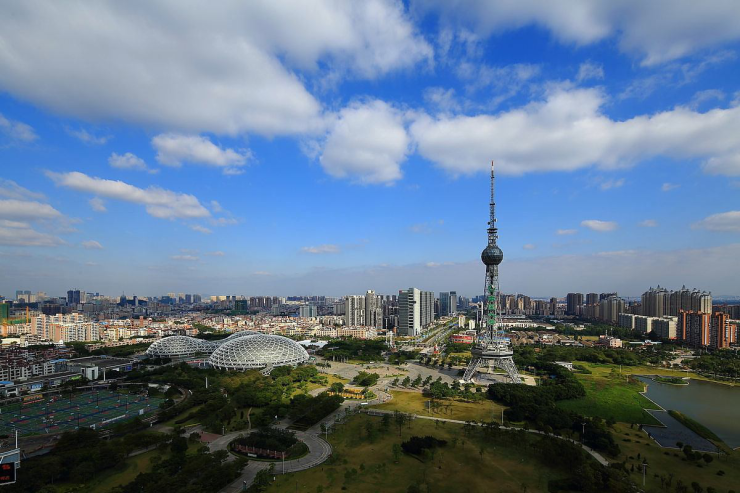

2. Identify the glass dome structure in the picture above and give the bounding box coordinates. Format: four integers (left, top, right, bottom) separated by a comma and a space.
219, 330, 259, 343
208, 334, 309, 372
146, 335, 216, 358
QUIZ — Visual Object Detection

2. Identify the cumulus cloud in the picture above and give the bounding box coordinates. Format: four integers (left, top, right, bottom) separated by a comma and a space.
576, 61, 604, 82
415, 1, 740, 65
0, 199, 62, 220
109, 152, 149, 171
581, 219, 618, 232
81, 240, 103, 249
0, 113, 37, 142
661, 182, 680, 191
207, 251, 225, 257
693, 211, 740, 232
0, 221, 62, 247
88, 197, 107, 212
171, 255, 199, 261
301, 244, 340, 254
190, 225, 212, 235
639, 219, 658, 227
410, 87, 740, 177
0, 179, 45, 201
318, 100, 410, 184
0, 2, 430, 136
599, 178, 625, 190
47, 171, 210, 220
152, 134, 250, 174
556, 229, 578, 235
67, 128, 109, 145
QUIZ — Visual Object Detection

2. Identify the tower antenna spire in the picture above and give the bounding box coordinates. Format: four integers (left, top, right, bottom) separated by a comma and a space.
462, 159, 522, 384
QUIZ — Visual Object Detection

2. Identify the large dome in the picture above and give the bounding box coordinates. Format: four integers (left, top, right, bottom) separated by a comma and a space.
208, 334, 309, 372
146, 335, 216, 358
219, 330, 259, 343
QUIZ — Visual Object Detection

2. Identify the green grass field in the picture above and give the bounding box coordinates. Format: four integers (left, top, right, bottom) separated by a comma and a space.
263, 414, 569, 493
613, 422, 740, 493
371, 390, 505, 423
556, 362, 661, 425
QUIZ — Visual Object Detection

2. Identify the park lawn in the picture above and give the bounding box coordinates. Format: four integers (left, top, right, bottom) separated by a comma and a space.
556, 363, 661, 425
305, 373, 347, 393
613, 422, 740, 493
263, 414, 569, 493
371, 390, 505, 423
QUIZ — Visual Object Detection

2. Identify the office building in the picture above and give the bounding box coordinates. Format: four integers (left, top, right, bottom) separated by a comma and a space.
439, 291, 458, 317
398, 288, 433, 336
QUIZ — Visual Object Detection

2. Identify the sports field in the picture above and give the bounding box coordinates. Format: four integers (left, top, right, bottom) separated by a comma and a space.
0, 390, 163, 436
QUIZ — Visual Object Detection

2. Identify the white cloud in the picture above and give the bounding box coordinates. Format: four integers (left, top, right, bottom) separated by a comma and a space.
301, 244, 340, 254
599, 178, 625, 190
0, 2, 430, 137
319, 100, 410, 184
171, 255, 199, 261
88, 197, 107, 212
109, 152, 148, 171
415, 1, 740, 65
207, 251, 225, 257
522, 243, 536, 250
455, 62, 540, 108
662, 182, 680, 192
210, 201, 223, 213
639, 219, 658, 227
693, 211, 740, 232
81, 240, 104, 250
0, 223, 61, 247
190, 225, 212, 235
581, 219, 618, 232
409, 223, 431, 234
423, 87, 460, 113
556, 229, 578, 235
0, 113, 37, 142
576, 61, 604, 82
47, 171, 210, 220
410, 87, 740, 177
152, 134, 250, 174
0, 179, 45, 201
0, 199, 62, 220
68, 128, 109, 145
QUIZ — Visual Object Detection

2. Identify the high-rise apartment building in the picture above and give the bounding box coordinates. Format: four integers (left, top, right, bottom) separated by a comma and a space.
677, 311, 733, 349
364, 290, 383, 330
298, 304, 317, 318
566, 293, 584, 316
644, 286, 712, 317
345, 295, 365, 327
67, 289, 83, 306
585, 293, 599, 306
599, 296, 624, 324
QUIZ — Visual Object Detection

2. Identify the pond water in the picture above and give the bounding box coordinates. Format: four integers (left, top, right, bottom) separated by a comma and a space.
638, 376, 740, 448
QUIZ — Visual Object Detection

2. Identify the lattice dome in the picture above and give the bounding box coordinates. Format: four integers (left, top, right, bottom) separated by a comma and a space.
146, 335, 216, 358
208, 334, 309, 371
218, 330, 259, 344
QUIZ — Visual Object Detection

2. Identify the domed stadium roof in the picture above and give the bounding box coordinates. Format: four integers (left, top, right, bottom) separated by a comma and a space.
208, 334, 309, 372
219, 330, 260, 344
146, 335, 216, 358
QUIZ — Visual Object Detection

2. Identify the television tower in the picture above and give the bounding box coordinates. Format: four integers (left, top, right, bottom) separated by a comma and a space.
462, 161, 522, 384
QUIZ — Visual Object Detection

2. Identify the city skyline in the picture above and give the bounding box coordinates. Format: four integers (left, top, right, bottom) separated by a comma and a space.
2, 2, 740, 297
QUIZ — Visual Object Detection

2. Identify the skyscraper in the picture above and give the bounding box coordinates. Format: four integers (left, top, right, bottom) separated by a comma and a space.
398, 288, 420, 336
364, 290, 383, 329
566, 293, 583, 316
344, 295, 365, 327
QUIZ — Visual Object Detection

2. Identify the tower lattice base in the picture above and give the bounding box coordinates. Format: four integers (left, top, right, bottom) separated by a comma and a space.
462, 356, 522, 384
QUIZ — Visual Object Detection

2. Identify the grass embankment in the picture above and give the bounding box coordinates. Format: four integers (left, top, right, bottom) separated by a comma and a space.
261, 414, 569, 493
613, 422, 740, 493
653, 376, 687, 385
371, 390, 505, 423
556, 362, 661, 425
667, 410, 724, 444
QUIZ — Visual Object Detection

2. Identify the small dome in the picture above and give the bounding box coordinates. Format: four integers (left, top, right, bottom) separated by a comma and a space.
146, 335, 216, 358
208, 334, 309, 371
481, 244, 504, 266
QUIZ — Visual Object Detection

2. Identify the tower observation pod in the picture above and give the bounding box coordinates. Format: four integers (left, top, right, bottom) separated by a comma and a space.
462, 161, 522, 384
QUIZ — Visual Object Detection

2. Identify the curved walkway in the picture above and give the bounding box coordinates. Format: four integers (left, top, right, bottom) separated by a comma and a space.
215, 429, 332, 492
362, 408, 610, 466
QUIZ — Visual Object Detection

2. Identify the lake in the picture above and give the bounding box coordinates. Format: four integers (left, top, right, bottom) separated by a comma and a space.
638, 376, 740, 448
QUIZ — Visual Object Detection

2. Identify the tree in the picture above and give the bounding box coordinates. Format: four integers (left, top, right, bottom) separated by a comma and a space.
402, 376, 411, 387
330, 382, 345, 393
381, 413, 391, 432
691, 481, 703, 493
394, 411, 407, 437
392, 443, 402, 463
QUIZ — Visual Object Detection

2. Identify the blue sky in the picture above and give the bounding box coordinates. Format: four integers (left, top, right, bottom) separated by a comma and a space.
1, 1, 739, 298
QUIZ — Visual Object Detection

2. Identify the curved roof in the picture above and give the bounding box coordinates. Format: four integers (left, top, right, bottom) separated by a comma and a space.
146, 335, 216, 358
208, 334, 309, 371
219, 330, 260, 344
